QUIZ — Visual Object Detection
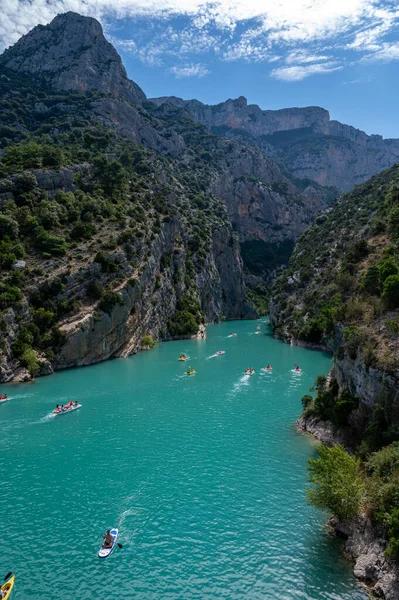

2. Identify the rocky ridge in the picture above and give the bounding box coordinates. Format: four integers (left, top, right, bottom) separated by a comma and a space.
0, 13, 334, 293
0, 46, 259, 381
152, 95, 399, 193
0, 12, 146, 106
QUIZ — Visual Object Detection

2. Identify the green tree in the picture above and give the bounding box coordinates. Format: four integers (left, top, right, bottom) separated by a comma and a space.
382, 274, 399, 308
379, 259, 398, 283
21, 348, 40, 377
142, 335, 156, 348
307, 444, 364, 520
0, 214, 19, 239
361, 265, 381, 296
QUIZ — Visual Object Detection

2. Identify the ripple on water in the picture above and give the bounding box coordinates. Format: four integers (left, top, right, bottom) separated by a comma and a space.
0, 321, 366, 599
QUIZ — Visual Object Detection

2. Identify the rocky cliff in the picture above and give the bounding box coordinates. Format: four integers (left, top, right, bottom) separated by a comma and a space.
270, 165, 399, 596
0, 40, 257, 382
0, 13, 335, 295
270, 163, 399, 442
147, 100, 332, 290
0, 12, 146, 107
152, 96, 399, 193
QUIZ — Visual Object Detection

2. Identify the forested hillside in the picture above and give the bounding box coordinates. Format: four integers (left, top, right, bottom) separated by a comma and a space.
0, 65, 254, 381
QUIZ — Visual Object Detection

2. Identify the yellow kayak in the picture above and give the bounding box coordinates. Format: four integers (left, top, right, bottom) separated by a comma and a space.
1, 575, 15, 600
186, 369, 195, 375
178, 357, 187, 361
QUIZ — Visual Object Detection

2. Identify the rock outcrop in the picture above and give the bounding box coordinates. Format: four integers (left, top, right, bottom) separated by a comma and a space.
149, 100, 332, 286
0, 12, 146, 106
0, 152, 254, 383
331, 517, 399, 600
152, 95, 399, 193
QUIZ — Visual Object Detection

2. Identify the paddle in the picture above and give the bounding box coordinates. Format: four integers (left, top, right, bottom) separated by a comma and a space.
3, 573, 12, 582
117, 543, 123, 549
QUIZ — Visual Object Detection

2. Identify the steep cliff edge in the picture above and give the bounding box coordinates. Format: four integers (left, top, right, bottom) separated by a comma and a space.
270, 163, 399, 443
0, 12, 146, 107
147, 100, 332, 290
0, 53, 255, 382
270, 165, 399, 597
152, 95, 399, 193
0, 12, 334, 295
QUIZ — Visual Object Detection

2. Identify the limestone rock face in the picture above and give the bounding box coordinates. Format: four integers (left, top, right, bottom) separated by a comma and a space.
151, 96, 399, 193
0, 12, 146, 106
0, 166, 254, 381
330, 516, 399, 600
53, 218, 254, 371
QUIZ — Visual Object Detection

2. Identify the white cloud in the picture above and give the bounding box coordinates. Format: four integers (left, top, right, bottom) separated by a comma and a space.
285, 50, 331, 64
0, 0, 397, 50
341, 76, 373, 83
0, 0, 398, 81
271, 62, 343, 81
346, 6, 399, 50
361, 41, 399, 62
169, 63, 210, 78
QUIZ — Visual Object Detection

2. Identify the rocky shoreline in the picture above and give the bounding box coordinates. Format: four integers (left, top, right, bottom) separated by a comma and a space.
297, 413, 399, 599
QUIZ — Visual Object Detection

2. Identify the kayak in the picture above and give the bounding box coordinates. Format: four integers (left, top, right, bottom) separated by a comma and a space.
1, 575, 15, 600
178, 357, 187, 361
98, 528, 118, 558
186, 370, 195, 375
54, 404, 82, 415
215, 351, 225, 356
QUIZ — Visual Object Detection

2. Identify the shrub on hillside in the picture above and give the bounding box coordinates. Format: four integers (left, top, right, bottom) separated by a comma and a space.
97, 291, 124, 315
0, 214, 19, 239
379, 259, 398, 283
86, 280, 104, 300
361, 266, 381, 296
34, 229, 67, 256
382, 274, 399, 308
21, 348, 40, 377
333, 391, 359, 426
94, 251, 118, 273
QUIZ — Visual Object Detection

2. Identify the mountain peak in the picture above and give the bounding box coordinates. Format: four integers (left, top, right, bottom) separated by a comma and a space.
0, 11, 146, 106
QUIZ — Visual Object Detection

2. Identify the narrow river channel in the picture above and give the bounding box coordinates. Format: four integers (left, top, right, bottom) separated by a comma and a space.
0, 320, 368, 599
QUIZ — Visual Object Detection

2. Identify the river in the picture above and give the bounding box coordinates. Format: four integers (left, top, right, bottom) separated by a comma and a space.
0, 319, 368, 599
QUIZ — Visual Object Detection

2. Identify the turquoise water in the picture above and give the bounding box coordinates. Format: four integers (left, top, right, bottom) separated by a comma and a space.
0, 320, 367, 599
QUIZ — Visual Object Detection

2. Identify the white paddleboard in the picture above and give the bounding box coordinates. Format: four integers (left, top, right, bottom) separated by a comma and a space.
98, 528, 118, 558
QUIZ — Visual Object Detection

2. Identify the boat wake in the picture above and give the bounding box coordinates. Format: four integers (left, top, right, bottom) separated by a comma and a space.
207, 352, 225, 359
39, 413, 57, 423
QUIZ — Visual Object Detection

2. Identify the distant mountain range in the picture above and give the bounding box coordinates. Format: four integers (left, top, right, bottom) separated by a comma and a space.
151, 95, 399, 193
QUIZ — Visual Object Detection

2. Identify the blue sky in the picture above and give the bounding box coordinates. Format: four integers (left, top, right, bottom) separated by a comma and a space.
1, 1, 399, 137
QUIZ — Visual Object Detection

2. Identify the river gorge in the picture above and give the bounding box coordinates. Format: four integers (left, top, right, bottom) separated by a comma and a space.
0, 320, 368, 599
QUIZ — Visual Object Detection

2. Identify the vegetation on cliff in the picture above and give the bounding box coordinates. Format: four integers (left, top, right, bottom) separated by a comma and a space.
271, 164, 399, 577
272, 163, 399, 375
307, 441, 399, 561
0, 66, 250, 380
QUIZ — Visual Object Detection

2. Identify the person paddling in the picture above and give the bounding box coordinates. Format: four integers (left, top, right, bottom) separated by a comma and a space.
102, 530, 114, 548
